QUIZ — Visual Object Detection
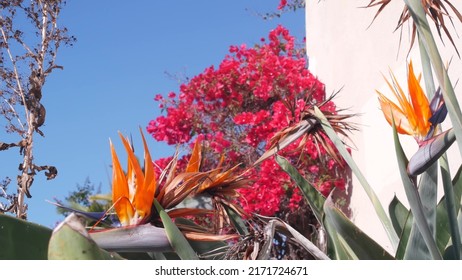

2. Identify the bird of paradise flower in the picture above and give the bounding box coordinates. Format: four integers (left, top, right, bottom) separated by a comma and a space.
375, 60, 453, 175
109, 128, 156, 226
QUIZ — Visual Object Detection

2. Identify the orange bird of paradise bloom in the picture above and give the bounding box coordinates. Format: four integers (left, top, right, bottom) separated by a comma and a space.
376, 61, 432, 143
110, 128, 156, 226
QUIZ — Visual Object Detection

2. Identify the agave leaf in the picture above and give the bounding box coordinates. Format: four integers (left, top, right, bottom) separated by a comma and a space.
90, 224, 172, 252
392, 117, 442, 259
408, 128, 455, 176
314, 106, 399, 250
154, 200, 198, 260
323, 201, 394, 260
48, 213, 123, 260
0, 214, 51, 260
256, 218, 330, 260
276, 154, 325, 224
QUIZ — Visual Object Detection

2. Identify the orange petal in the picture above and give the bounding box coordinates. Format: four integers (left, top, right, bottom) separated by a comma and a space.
110, 140, 130, 222
377, 91, 413, 135
185, 138, 202, 173
384, 71, 418, 132
133, 128, 156, 220
113, 196, 135, 226
119, 133, 145, 201
407, 61, 431, 137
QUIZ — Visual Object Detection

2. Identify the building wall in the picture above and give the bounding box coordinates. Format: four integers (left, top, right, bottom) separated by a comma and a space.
305, 0, 462, 251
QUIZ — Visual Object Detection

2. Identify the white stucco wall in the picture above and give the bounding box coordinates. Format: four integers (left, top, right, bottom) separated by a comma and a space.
305, 1, 462, 252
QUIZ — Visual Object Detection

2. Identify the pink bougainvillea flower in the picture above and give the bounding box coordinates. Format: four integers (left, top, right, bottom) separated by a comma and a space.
376, 61, 432, 142
110, 129, 156, 226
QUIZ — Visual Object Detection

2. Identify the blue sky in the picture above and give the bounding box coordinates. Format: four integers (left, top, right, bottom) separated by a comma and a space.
0, 1, 306, 228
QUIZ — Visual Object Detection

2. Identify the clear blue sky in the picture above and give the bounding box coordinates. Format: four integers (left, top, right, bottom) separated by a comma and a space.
0, 1, 306, 228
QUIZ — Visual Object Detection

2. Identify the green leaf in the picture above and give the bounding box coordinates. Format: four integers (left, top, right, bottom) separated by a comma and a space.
154, 200, 198, 260
276, 154, 325, 224
389, 196, 409, 236
48, 213, 123, 260
323, 202, 394, 260
394, 201, 413, 260
392, 119, 442, 259
90, 224, 172, 252
435, 164, 462, 256
222, 203, 248, 236
0, 214, 51, 260
404, 162, 438, 259
313, 106, 399, 250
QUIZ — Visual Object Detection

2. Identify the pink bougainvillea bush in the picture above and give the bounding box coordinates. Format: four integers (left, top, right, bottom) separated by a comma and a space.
148, 25, 348, 221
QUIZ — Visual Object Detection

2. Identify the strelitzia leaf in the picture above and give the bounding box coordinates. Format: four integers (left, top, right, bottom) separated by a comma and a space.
90, 224, 172, 252
323, 201, 394, 260
154, 200, 198, 260
389, 195, 409, 237
404, 162, 438, 260
436, 164, 462, 256
392, 117, 442, 259
314, 106, 399, 250
276, 154, 325, 224
392, 197, 414, 260
408, 128, 455, 176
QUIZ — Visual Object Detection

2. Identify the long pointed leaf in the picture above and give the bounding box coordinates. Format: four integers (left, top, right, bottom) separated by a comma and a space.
392, 118, 442, 259
314, 106, 399, 249
154, 200, 198, 260
389, 195, 409, 236
323, 202, 394, 260
276, 154, 325, 224
436, 164, 462, 256
392, 197, 414, 260
439, 154, 461, 259
404, 162, 438, 259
